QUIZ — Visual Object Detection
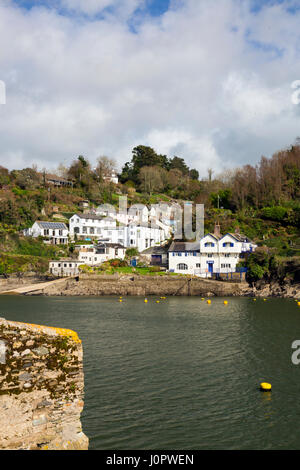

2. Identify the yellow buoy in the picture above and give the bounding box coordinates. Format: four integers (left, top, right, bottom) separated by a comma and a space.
207, 299, 211, 305
260, 382, 272, 392
156, 300, 160, 303
201, 298, 205, 301
253, 298, 257, 301
224, 300, 228, 305
119, 299, 123, 302
263, 298, 267, 301
144, 299, 148, 303
297, 302, 300, 307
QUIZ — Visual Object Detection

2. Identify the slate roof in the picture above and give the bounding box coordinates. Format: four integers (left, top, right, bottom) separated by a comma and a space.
226, 232, 249, 242
168, 241, 200, 252
141, 246, 169, 255
97, 241, 125, 249
73, 213, 107, 221
206, 233, 222, 240
36, 221, 68, 230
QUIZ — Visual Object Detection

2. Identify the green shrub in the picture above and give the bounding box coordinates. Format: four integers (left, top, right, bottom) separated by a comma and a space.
260, 206, 289, 222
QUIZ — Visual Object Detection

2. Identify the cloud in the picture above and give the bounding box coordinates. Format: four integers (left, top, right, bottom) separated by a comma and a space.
0, 0, 300, 175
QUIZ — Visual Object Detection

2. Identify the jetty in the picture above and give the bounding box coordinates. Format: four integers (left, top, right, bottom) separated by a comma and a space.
0, 277, 71, 295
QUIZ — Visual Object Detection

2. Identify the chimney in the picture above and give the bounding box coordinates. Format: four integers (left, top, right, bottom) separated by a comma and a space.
214, 223, 221, 238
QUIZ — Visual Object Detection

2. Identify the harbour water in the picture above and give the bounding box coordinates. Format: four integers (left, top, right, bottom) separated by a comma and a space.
1, 295, 300, 450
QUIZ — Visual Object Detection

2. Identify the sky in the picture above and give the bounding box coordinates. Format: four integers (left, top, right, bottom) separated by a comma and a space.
0, 0, 300, 175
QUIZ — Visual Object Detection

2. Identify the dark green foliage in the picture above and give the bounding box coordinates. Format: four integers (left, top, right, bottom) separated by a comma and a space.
245, 248, 284, 283
260, 206, 289, 222
125, 247, 139, 257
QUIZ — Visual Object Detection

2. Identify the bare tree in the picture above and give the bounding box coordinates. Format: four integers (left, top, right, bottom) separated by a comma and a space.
95, 156, 117, 181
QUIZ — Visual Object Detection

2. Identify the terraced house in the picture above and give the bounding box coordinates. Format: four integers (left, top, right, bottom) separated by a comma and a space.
168, 225, 256, 277
69, 213, 116, 240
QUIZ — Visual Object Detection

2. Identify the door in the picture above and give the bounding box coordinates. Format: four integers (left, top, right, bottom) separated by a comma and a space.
208, 262, 213, 274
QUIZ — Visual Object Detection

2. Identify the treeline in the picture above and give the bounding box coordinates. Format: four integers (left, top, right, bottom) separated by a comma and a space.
207, 144, 300, 228
120, 145, 199, 194
0, 142, 300, 231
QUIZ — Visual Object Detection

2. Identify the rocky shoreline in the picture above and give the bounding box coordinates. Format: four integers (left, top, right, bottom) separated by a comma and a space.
241, 279, 300, 299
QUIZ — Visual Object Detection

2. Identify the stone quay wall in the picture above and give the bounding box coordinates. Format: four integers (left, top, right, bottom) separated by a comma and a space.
40, 274, 243, 297
0, 318, 88, 450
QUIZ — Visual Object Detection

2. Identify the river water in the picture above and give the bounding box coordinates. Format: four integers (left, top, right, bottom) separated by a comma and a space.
1, 295, 300, 450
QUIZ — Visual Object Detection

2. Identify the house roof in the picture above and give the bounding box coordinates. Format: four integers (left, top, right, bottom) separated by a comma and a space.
73, 213, 107, 221
204, 233, 222, 240
141, 246, 169, 255
128, 222, 162, 229
96, 242, 125, 249
46, 174, 73, 183
50, 258, 81, 263
226, 232, 249, 242
36, 221, 68, 230
168, 241, 200, 252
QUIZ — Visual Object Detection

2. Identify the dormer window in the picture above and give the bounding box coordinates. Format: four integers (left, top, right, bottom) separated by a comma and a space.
204, 242, 215, 247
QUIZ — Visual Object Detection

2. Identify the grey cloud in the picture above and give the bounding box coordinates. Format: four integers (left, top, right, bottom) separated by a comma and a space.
0, 0, 300, 174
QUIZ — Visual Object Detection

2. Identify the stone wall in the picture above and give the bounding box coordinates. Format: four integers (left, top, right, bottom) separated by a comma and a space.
0, 318, 88, 450
39, 274, 243, 297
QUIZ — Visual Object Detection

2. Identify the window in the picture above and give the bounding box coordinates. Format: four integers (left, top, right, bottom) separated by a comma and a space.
205, 242, 215, 247
196, 263, 201, 268
177, 263, 188, 270
225, 254, 230, 258
208, 254, 213, 258
74, 227, 80, 234
223, 242, 234, 247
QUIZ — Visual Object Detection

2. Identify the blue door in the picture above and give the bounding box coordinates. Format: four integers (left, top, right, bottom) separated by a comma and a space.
208, 262, 213, 274
131, 258, 137, 267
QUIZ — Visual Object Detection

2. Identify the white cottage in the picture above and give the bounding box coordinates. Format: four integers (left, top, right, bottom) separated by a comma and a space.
49, 259, 82, 276
78, 242, 126, 266
167, 241, 200, 275
23, 221, 69, 245
168, 225, 256, 277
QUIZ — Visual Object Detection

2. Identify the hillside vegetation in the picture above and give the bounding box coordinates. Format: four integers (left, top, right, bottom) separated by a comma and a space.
0, 142, 299, 277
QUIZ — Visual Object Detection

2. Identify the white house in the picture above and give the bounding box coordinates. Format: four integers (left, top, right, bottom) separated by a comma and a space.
23, 221, 69, 245
103, 171, 119, 184
69, 213, 116, 240
168, 225, 257, 277
49, 259, 82, 276
168, 241, 201, 275
97, 222, 166, 252
78, 242, 126, 266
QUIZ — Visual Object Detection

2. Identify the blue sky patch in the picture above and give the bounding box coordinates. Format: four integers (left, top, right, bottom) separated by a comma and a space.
13, 0, 171, 18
